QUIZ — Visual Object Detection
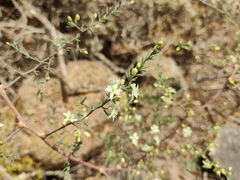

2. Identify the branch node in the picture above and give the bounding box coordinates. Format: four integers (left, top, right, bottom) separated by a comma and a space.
0, 84, 7, 90
18, 122, 25, 129
38, 132, 46, 139
99, 167, 106, 174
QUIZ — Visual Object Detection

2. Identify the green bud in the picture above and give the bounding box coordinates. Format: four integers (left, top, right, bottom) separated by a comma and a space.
62, 121, 67, 126
94, 24, 101, 29
181, 149, 186, 153
6, 42, 10, 46
181, 124, 186, 128
135, 171, 140, 175
136, 62, 141, 69
115, 95, 121, 101
76, 136, 81, 142
75, 14, 80, 21
67, 16, 72, 22
102, 15, 108, 21
84, 131, 91, 137
93, 13, 97, 19
80, 49, 88, 54
214, 46, 220, 51
120, 79, 125, 85
45, 74, 50, 81
187, 109, 195, 116
74, 130, 81, 137
160, 170, 165, 175
195, 55, 200, 61
121, 157, 125, 163
157, 40, 163, 48
133, 99, 138, 103
131, 68, 138, 75
228, 77, 235, 85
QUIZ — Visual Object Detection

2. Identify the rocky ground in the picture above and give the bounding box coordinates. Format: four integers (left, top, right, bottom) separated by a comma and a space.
0, 0, 240, 180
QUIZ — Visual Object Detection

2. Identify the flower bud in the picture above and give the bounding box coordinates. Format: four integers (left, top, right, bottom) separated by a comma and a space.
45, 74, 50, 81
76, 136, 81, 142
62, 121, 67, 126
120, 79, 125, 85
67, 16, 72, 22
94, 24, 101, 29
115, 95, 121, 101
80, 49, 88, 54
131, 68, 138, 75
84, 131, 91, 137
228, 77, 235, 85
157, 40, 163, 48
136, 62, 141, 69
75, 14, 80, 21
121, 157, 125, 163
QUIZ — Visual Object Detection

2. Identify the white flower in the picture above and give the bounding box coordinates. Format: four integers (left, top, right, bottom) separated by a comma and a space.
165, 87, 176, 94
135, 114, 142, 123
161, 96, 174, 105
111, 78, 121, 85
129, 132, 139, 146
0, 123, 3, 128
131, 83, 139, 99
153, 135, 160, 146
142, 144, 152, 152
182, 126, 192, 138
108, 107, 118, 121
150, 124, 160, 134
63, 111, 78, 123
105, 84, 122, 100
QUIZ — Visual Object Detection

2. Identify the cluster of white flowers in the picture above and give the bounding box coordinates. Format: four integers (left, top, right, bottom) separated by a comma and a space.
105, 78, 140, 121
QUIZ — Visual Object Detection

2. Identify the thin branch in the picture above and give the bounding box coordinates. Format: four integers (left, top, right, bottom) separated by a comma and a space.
0, 85, 39, 135
2, 128, 22, 144
19, 0, 67, 77
6, 53, 56, 88
0, 84, 131, 176
198, 0, 240, 20
45, 98, 110, 137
